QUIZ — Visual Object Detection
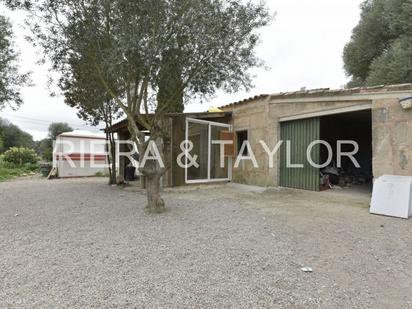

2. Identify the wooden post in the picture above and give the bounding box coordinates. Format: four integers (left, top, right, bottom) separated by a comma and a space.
117, 131, 127, 184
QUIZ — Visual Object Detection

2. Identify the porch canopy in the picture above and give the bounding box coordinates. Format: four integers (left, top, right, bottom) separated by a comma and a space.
106, 112, 231, 136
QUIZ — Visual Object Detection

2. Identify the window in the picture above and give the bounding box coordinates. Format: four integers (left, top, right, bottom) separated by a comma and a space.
236, 130, 249, 156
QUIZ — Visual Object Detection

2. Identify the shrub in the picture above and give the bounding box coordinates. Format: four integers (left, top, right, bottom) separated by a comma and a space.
2, 147, 39, 166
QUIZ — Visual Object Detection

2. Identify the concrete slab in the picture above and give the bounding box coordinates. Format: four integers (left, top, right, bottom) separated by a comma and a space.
226, 182, 267, 193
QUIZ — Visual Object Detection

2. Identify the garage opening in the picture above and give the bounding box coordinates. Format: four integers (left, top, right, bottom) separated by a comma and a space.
319, 109, 372, 192
280, 109, 373, 192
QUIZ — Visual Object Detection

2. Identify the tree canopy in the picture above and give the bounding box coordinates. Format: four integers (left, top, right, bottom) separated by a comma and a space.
343, 0, 412, 87
11, 0, 271, 120
5, 0, 272, 212
33, 122, 73, 162
0, 14, 30, 110
47, 122, 73, 140
61, 54, 121, 184
0, 118, 34, 152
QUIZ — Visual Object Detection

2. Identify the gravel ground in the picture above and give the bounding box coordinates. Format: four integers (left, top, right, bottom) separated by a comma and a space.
1, 178, 412, 308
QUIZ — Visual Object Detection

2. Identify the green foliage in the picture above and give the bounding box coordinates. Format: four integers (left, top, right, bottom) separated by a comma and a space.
0, 14, 31, 110
6, 0, 272, 202
157, 48, 184, 113
31, 123, 72, 162
3, 146, 39, 165
94, 171, 109, 177
343, 0, 412, 86
48, 122, 73, 140
11, 0, 271, 120
30, 123, 72, 162
35, 138, 53, 162
0, 154, 39, 182
366, 37, 412, 85
0, 118, 34, 152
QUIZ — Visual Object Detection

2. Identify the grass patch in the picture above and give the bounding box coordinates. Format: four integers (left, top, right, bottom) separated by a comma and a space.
0, 157, 40, 182
94, 171, 109, 177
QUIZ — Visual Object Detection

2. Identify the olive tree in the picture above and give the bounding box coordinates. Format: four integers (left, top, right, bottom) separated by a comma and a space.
6, 0, 271, 213
343, 0, 412, 86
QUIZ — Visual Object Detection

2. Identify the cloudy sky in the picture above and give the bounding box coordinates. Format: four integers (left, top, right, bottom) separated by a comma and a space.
0, 0, 362, 141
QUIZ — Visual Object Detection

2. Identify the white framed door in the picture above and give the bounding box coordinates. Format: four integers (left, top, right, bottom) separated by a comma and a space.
185, 118, 232, 184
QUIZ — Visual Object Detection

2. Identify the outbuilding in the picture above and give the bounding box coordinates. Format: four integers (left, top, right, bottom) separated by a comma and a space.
108, 84, 412, 193
53, 130, 108, 178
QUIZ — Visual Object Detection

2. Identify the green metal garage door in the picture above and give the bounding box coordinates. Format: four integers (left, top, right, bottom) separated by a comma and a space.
280, 117, 320, 191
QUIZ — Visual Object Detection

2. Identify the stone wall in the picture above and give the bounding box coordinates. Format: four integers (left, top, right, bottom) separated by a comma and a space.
224, 97, 273, 186
224, 99, 375, 187
223, 89, 412, 187
372, 98, 412, 177
268, 100, 371, 186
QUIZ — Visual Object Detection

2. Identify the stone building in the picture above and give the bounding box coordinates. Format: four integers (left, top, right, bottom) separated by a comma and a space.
109, 83, 412, 192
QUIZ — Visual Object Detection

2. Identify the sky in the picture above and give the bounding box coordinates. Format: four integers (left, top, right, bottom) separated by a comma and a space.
0, 0, 362, 141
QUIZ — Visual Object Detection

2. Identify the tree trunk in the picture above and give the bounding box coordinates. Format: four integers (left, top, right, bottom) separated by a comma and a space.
145, 170, 165, 213
136, 132, 166, 213
127, 119, 168, 213
105, 131, 117, 185
109, 132, 117, 185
